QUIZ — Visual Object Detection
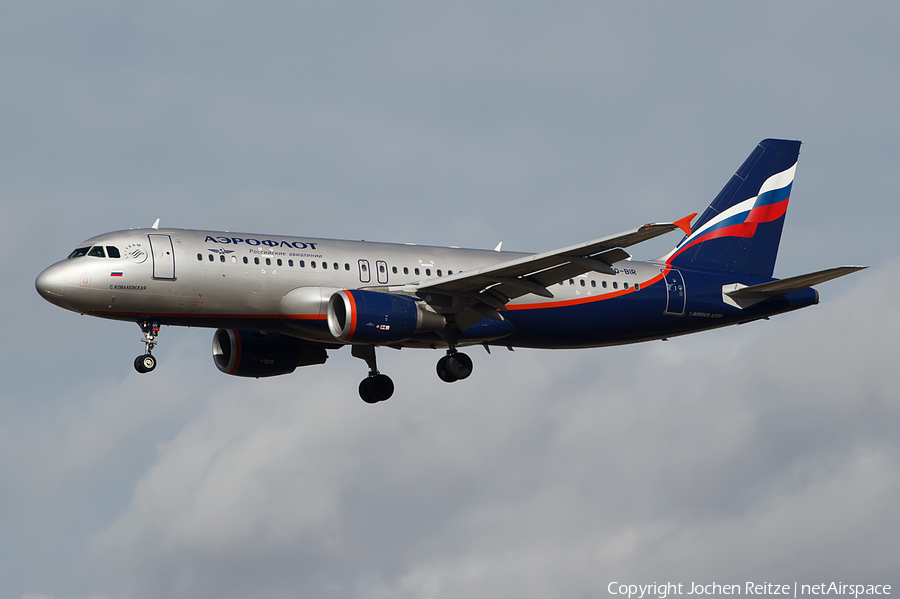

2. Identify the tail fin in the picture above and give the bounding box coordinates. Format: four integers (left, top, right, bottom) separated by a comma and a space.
665, 139, 801, 277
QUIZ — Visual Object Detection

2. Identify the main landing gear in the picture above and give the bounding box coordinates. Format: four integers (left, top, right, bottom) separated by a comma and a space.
351, 344, 474, 404
436, 349, 473, 383
134, 320, 159, 374
352, 345, 394, 404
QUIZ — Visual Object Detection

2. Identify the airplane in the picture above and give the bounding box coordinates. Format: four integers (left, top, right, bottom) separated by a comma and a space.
36, 139, 864, 403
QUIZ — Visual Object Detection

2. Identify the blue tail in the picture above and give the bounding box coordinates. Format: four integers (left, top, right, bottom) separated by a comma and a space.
666, 139, 801, 277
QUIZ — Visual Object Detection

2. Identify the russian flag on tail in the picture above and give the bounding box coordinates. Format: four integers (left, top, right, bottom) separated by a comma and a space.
665, 139, 801, 278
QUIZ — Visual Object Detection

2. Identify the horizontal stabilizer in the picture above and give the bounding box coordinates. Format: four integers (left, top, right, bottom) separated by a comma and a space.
726, 266, 866, 299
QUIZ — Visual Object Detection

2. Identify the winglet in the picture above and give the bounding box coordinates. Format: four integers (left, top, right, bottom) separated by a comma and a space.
674, 213, 696, 236
151, 218, 160, 230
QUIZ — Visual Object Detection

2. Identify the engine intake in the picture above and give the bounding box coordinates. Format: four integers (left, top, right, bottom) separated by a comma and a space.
212, 329, 328, 377
327, 290, 445, 343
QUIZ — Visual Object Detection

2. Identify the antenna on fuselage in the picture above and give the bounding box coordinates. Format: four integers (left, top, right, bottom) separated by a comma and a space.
493, 242, 502, 252
151, 218, 160, 229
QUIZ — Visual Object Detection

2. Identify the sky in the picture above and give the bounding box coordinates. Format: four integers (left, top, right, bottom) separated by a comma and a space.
2, 2, 899, 598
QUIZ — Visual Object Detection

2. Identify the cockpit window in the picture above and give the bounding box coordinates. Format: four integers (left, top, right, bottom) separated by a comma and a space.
87, 246, 106, 258
106, 246, 121, 258
68, 247, 90, 259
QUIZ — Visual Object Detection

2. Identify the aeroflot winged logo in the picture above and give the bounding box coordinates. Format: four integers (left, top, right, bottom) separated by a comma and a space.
667, 163, 795, 262
204, 235, 319, 250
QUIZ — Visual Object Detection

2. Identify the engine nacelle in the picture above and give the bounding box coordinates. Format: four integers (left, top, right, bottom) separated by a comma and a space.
212, 329, 328, 377
327, 290, 446, 343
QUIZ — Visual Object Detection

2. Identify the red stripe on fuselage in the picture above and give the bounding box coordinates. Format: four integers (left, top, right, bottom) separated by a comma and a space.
93, 310, 325, 320
95, 268, 674, 321
508, 270, 667, 311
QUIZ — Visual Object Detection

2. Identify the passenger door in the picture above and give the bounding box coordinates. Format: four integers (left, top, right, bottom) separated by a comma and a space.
148, 234, 175, 280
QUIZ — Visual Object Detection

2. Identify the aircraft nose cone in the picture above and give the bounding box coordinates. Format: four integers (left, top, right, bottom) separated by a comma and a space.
35, 264, 67, 304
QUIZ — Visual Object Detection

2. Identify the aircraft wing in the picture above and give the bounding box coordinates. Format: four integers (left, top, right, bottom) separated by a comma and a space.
412, 213, 695, 328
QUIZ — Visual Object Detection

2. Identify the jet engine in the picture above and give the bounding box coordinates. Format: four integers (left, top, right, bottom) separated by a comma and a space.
327, 289, 446, 343
212, 329, 328, 377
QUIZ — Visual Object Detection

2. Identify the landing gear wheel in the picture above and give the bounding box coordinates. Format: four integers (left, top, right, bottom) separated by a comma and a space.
134, 353, 156, 374
359, 379, 377, 404
446, 352, 473, 380
134, 320, 160, 374
436, 355, 459, 383
359, 374, 394, 403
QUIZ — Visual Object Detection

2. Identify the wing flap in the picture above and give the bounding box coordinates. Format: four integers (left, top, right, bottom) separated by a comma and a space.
417, 216, 694, 302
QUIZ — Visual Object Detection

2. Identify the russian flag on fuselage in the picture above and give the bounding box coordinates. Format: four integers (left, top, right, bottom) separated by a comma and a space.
666, 139, 801, 278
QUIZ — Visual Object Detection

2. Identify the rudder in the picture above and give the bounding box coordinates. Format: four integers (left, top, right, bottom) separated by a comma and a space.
665, 139, 801, 277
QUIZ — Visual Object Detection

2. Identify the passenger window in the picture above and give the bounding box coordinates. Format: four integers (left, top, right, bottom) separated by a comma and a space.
311, 261, 316, 268
569, 279, 574, 285
634, 283, 640, 291
613, 282, 618, 289
288, 259, 294, 267
448, 270, 453, 275
591, 280, 596, 288
243, 257, 248, 264
361, 263, 366, 272
379, 264, 385, 273
266, 258, 271, 266
334, 262, 339, 270
322, 262, 328, 269
415, 268, 420, 275
344, 263, 350, 271
197, 253, 202, 261
299, 260, 305, 267
437, 269, 442, 277
254, 257, 259, 265
68, 247, 90, 259
220, 254, 225, 262
277, 259, 282, 266
403, 267, 409, 275
392, 266, 398, 274
106, 246, 121, 258
580, 279, 585, 286
209, 255, 214, 262
602, 281, 607, 288
426, 269, 431, 276
624, 282, 629, 289
88, 246, 106, 258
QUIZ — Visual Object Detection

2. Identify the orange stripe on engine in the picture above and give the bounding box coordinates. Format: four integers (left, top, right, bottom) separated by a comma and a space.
345, 291, 358, 341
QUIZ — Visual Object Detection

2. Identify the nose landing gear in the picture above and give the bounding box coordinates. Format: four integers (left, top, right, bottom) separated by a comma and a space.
351, 345, 394, 403
134, 320, 159, 374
